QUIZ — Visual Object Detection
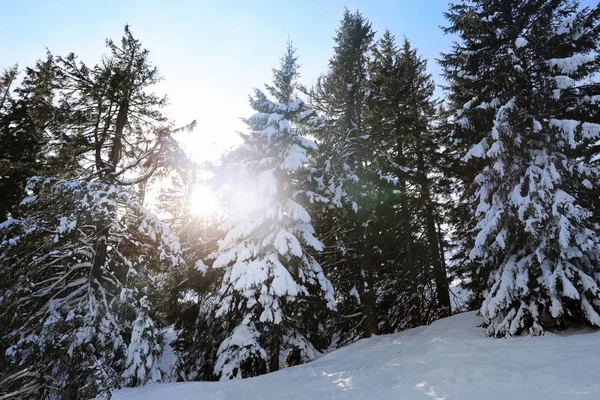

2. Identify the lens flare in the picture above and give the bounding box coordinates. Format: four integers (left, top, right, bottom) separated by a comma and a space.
189, 185, 220, 216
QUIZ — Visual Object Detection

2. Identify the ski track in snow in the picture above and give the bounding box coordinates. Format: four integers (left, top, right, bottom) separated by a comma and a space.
110, 312, 600, 399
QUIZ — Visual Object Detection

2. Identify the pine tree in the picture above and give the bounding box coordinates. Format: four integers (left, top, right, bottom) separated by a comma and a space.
396, 38, 451, 318
366, 32, 451, 331
0, 59, 58, 222
307, 9, 379, 341
441, 0, 600, 336
170, 261, 223, 382
366, 31, 418, 330
0, 27, 189, 397
208, 42, 334, 380
122, 295, 164, 387
0, 65, 18, 114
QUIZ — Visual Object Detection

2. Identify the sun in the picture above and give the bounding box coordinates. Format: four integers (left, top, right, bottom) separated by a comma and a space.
189, 185, 220, 216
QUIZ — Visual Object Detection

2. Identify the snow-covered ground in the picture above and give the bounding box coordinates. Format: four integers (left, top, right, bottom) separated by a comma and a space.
111, 311, 600, 399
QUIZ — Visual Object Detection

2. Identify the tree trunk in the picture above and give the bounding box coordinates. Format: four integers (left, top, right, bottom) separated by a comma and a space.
358, 208, 378, 338
108, 98, 129, 174
0, 68, 16, 112
269, 325, 280, 372
0, 86, 10, 112
436, 220, 448, 281
397, 136, 421, 327
91, 226, 109, 283
417, 150, 451, 318
92, 94, 129, 286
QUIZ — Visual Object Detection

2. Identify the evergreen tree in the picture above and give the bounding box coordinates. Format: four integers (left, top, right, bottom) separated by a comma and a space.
367, 31, 419, 330
156, 168, 226, 382
170, 261, 223, 382
366, 32, 452, 331
307, 9, 379, 342
0, 59, 59, 222
0, 27, 189, 397
441, 0, 600, 336
208, 42, 334, 379
0, 65, 18, 114
396, 38, 451, 318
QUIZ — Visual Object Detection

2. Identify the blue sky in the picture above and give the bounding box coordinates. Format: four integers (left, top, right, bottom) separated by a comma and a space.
1, 0, 596, 160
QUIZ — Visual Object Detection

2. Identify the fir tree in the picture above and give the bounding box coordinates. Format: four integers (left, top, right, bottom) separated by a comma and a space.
366, 31, 419, 330
157, 168, 226, 382
171, 263, 223, 382
366, 32, 451, 330
307, 9, 379, 341
396, 38, 451, 318
0, 65, 18, 114
0, 27, 189, 397
441, 0, 600, 336
208, 42, 334, 379
0, 59, 58, 222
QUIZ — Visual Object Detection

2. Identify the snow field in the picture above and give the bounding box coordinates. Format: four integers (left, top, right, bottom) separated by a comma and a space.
111, 311, 600, 399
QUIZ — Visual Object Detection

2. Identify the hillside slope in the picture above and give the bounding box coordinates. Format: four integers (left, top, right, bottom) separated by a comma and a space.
111, 312, 600, 399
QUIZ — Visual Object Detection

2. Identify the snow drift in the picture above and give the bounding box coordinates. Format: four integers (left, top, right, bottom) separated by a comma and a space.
110, 311, 600, 399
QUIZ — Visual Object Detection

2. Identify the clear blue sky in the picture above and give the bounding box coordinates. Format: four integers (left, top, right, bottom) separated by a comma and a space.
1, 0, 596, 161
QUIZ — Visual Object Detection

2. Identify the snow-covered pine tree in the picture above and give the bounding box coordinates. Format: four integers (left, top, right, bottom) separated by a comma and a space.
0, 27, 188, 398
122, 294, 164, 387
441, 0, 600, 336
307, 9, 380, 343
209, 42, 334, 380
